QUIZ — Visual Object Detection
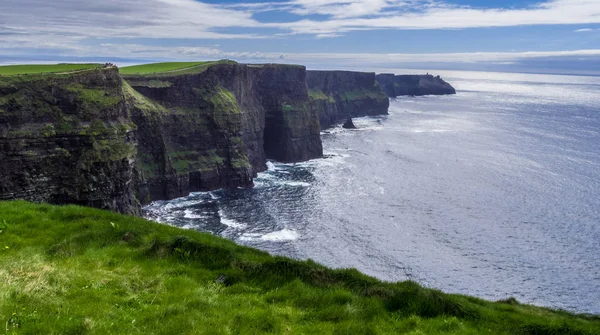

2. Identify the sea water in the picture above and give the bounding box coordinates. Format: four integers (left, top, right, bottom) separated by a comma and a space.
144, 70, 600, 314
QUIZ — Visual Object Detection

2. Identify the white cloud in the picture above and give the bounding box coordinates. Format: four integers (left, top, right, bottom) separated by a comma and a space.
4, 0, 600, 44
267, 0, 600, 36
241, 49, 600, 64
2, 0, 600, 63
86, 46, 600, 66
0, 0, 262, 41
289, 0, 393, 18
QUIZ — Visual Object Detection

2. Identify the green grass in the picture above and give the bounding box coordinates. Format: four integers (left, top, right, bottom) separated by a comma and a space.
120, 60, 239, 77
120, 62, 215, 75
0, 64, 100, 76
0, 201, 598, 334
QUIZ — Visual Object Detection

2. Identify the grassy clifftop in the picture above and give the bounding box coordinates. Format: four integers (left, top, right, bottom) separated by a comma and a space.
120, 60, 237, 77
1, 201, 598, 334
0, 64, 101, 76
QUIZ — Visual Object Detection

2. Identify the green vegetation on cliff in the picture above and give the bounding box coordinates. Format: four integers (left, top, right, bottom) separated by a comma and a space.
339, 88, 387, 102
0, 64, 100, 76
1, 201, 598, 334
122, 81, 168, 115
308, 89, 336, 103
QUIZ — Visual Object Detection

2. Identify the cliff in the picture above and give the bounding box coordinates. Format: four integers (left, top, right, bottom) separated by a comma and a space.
0, 68, 140, 215
0, 62, 397, 214
307, 71, 389, 129
124, 62, 322, 203
375, 74, 456, 97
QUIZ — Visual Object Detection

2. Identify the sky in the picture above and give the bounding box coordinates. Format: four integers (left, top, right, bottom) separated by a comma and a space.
1, 0, 600, 73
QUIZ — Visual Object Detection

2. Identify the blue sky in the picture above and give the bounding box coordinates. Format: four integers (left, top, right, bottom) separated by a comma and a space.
1, 0, 600, 73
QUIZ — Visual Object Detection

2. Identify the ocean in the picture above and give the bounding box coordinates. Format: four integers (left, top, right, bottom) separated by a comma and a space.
144, 70, 600, 314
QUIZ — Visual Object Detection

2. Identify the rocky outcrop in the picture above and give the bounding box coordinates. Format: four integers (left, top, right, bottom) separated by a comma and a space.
0, 68, 140, 215
307, 71, 389, 129
342, 118, 356, 129
375, 74, 456, 97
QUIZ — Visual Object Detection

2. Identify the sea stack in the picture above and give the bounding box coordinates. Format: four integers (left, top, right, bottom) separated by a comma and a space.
342, 117, 357, 129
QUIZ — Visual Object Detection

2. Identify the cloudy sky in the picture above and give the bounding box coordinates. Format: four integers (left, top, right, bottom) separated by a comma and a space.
2, 0, 600, 73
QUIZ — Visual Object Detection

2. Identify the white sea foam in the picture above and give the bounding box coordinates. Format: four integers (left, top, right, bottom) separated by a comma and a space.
183, 209, 206, 219
219, 209, 246, 229
266, 161, 277, 171
239, 229, 299, 242
256, 172, 277, 180
260, 229, 299, 241
181, 223, 197, 230
163, 199, 205, 210
221, 218, 246, 229
238, 233, 263, 241
297, 152, 347, 168
281, 181, 310, 187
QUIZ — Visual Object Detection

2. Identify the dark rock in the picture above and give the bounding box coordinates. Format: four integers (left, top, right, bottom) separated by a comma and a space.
342, 118, 356, 129
375, 73, 456, 97
0, 68, 140, 215
215, 274, 227, 284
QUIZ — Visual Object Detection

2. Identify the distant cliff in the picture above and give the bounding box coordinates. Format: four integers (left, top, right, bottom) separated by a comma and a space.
0, 62, 395, 214
307, 71, 389, 129
375, 74, 456, 97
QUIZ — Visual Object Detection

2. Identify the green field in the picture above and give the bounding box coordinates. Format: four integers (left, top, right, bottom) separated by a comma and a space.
0, 201, 598, 334
120, 62, 218, 76
0, 64, 100, 76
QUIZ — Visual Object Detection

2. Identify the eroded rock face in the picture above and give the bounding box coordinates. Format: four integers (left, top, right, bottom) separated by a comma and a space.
253, 65, 323, 163
0, 68, 140, 215
125, 63, 323, 204
124, 67, 254, 203
375, 74, 456, 97
307, 70, 389, 129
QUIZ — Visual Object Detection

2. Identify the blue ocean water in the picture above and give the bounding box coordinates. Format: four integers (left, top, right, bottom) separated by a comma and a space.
144, 70, 600, 314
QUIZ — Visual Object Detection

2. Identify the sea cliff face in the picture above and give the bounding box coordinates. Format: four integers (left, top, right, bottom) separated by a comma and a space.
0, 68, 139, 215
375, 74, 456, 97
0, 62, 393, 214
247, 65, 322, 163
125, 63, 323, 203
307, 71, 389, 129
124, 65, 255, 203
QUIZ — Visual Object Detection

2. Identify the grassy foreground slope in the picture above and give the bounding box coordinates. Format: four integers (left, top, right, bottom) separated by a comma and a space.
0, 64, 100, 76
0, 201, 598, 335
